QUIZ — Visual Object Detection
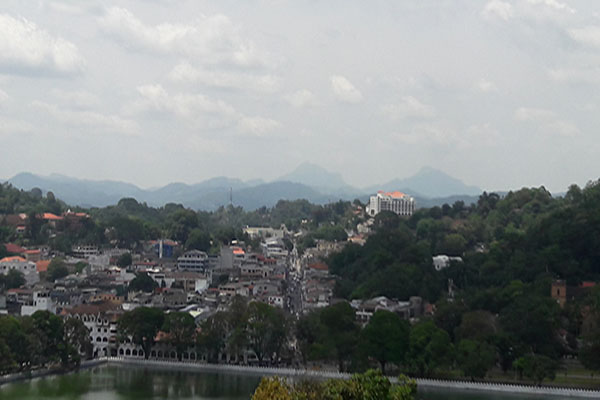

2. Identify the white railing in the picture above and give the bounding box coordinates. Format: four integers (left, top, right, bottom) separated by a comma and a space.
103, 356, 600, 398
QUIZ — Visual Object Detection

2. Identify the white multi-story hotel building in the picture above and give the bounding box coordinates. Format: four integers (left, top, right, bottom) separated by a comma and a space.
366, 191, 415, 217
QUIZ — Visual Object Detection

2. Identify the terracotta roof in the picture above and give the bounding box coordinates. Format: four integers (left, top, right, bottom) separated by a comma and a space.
378, 190, 407, 199
0, 256, 27, 263
3, 243, 26, 254
64, 301, 121, 315
42, 213, 63, 221
36, 260, 51, 272
308, 262, 329, 271
24, 249, 41, 255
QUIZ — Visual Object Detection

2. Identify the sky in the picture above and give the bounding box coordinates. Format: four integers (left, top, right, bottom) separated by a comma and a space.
0, 0, 599, 193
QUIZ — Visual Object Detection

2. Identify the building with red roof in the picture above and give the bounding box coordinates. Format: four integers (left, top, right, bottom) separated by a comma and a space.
366, 191, 415, 217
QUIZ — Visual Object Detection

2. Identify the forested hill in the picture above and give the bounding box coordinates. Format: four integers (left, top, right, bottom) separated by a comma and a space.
330, 183, 600, 302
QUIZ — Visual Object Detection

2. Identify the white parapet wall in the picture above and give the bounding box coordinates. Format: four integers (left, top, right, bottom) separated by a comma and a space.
104, 357, 600, 398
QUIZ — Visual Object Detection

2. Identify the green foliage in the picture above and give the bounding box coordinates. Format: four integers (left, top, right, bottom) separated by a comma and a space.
0, 269, 26, 289
116, 252, 132, 268
118, 307, 165, 359
246, 301, 289, 363
456, 339, 496, 379
407, 320, 453, 377
362, 310, 409, 374
514, 354, 558, 385
251, 370, 416, 400
162, 312, 196, 360
47, 258, 69, 282
185, 228, 211, 252
128, 272, 158, 293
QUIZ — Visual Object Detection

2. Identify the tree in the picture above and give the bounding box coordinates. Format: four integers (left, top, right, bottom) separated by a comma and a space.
0, 315, 29, 371
454, 310, 496, 342
407, 320, 453, 377
456, 339, 496, 379
162, 312, 196, 361
30, 311, 64, 367
252, 376, 292, 400
362, 310, 410, 374
63, 317, 92, 367
247, 302, 288, 364
128, 272, 158, 293
47, 258, 69, 282
319, 302, 360, 372
251, 370, 416, 400
118, 307, 164, 359
185, 229, 211, 252
514, 354, 558, 385
0, 269, 26, 289
197, 313, 227, 363
116, 253, 132, 268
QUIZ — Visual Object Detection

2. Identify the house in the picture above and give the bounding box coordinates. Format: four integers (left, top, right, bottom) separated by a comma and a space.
551, 280, 596, 308
0, 256, 40, 285
150, 240, 178, 258
21, 289, 57, 316
432, 255, 463, 271
177, 250, 209, 272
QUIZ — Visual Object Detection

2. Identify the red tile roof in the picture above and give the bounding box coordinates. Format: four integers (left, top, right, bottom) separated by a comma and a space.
0, 256, 27, 263
3, 243, 26, 254
308, 262, 329, 271
36, 260, 51, 272
42, 213, 63, 220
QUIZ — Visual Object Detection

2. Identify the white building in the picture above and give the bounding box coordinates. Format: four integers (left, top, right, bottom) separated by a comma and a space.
432, 255, 463, 271
177, 250, 209, 271
21, 290, 57, 316
366, 191, 415, 217
71, 245, 99, 258
0, 256, 39, 285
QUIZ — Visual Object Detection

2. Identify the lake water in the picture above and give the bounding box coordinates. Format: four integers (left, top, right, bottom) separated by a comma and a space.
0, 365, 574, 400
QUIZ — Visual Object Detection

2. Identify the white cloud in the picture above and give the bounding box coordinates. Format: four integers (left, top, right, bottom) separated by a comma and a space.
548, 66, 600, 84
131, 84, 279, 136
476, 78, 499, 93
99, 7, 273, 68
568, 26, 600, 48
330, 75, 363, 104
284, 89, 317, 108
0, 14, 85, 75
382, 96, 435, 120
51, 89, 100, 109
32, 101, 138, 135
0, 89, 9, 105
133, 84, 237, 118
237, 116, 281, 137
0, 117, 33, 136
482, 0, 514, 21
515, 107, 579, 136
168, 62, 281, 92
526, 0, 575, 14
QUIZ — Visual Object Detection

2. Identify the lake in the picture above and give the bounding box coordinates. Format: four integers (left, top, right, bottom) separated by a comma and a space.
0, 365, 574, 400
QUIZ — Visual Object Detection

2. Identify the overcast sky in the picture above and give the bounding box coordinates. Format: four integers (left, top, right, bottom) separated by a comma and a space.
0, 0, 599, 192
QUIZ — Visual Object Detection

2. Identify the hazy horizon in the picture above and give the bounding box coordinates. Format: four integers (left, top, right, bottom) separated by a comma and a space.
1, 1, 599, 193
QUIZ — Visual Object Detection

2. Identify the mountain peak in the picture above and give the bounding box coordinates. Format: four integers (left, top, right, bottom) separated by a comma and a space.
277, 162, 348, 190
368, 167, 481, 198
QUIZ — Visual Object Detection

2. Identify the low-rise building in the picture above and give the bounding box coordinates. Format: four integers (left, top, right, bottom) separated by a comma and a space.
21, 289, 57, 316
177, 250, 209, 272
432, 255, 463, 271
0, 256, 40, 285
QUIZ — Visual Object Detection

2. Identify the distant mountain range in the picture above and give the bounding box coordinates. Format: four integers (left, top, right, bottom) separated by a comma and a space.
4, 164, 484, 211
